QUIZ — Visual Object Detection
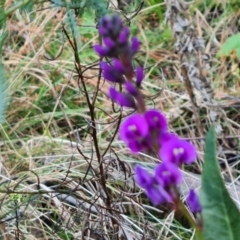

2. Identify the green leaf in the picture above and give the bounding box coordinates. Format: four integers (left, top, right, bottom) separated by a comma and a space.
0, 66, 8, 123
200, 127, 240, 240
0, 31, 8, 124
217, 33, 240, 60
0, 0, 6, 29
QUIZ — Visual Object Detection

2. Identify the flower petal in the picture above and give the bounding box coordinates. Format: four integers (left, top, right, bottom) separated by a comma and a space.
101, 62, 125, 83
109, 87, 136, 109
135, 66, 144, 86
155, 162, 182, 187
160, 137, 197, 165
146, 187, 165, 206
125, 81, 138, 96
119, 26, 130, 43
187, 189, 202, 214
144, 109, 168, 133
135, 165, 153, 188
119, 114, 149, 143
131, 37, 140, 54
94, 45, 108, 56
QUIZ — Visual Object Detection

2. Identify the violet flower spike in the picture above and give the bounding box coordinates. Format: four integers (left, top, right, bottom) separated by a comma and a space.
187, 189, 202, 214
159, 137, 197, 166
99, 14, 123, 38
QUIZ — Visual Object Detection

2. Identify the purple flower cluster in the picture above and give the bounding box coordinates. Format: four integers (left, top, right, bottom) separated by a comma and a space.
135, 163, 182, 205
94, 15, 140, 79
120, 110, 167, 153
121, 109, 201, 209
129, 109, 199, 207
94, 14, 201, 214
94, 14, 144, 110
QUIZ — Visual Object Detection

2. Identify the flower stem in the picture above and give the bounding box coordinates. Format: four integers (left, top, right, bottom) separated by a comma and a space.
176, 199, 204, 240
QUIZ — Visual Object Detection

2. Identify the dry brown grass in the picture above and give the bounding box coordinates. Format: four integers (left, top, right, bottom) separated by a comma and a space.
0, 0, 240, 239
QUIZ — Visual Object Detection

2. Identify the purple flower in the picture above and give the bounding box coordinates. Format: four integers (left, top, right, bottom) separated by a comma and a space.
135, 165, 154, 189
98, 14, 123, 39
144, 109, 168, 133
120, 114, 148, 142
109, 87, 136, 109
119, 27, 130, 43
101, 62, 125, 83
187, 189, 202, 214
94, 45, 109, 57
125, 81, 139, 96
159, 137, 197, 165
155, 162, 182, 187
112, 59, 126, 73
135, 165, 173, 205
94, 14, 140, 68
103, 37, 115, 48
131, 37, 140, 54
119, 114, 150, 152
127, 134, 153, 153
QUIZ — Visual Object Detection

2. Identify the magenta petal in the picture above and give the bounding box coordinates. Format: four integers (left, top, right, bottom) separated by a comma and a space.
181, 140, 198, 164
160, 137, 197, 165
119, 114, 149, 143
100, 61, 109, 70
128, 141, 143, 153
144, 109, 168, 133
135, 165, 153, 188
155, 162, 182, 187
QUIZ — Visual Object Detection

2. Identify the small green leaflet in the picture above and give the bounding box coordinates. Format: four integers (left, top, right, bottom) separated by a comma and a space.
218, 33, 240, 60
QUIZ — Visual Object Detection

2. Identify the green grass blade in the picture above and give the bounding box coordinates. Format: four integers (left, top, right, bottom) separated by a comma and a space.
0, 0, 6, 29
